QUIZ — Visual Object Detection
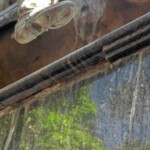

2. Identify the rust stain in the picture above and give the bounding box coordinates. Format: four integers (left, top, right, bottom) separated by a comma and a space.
0, 0, 150, 88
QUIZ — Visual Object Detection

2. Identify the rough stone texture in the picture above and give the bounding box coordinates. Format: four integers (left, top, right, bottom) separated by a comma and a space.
0, 0, 150, 88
